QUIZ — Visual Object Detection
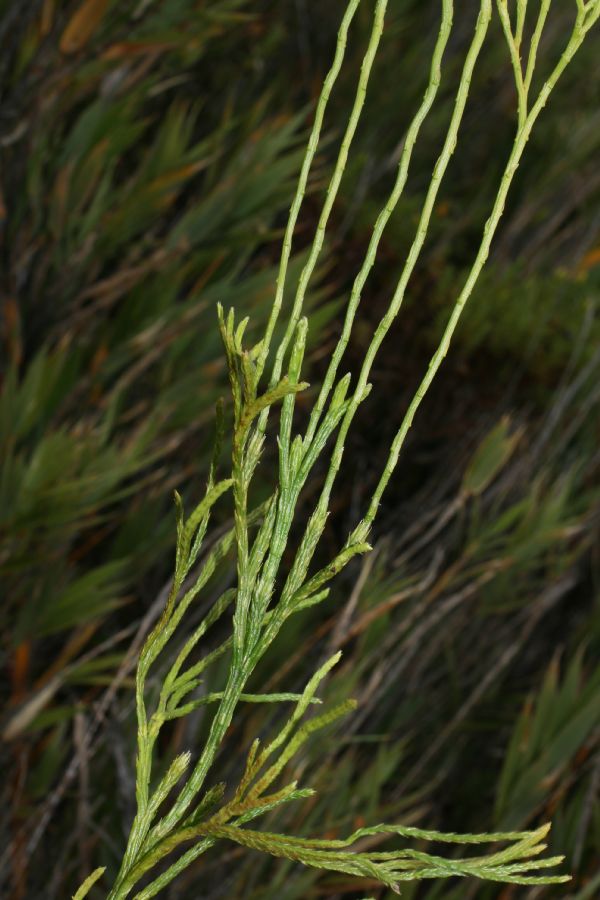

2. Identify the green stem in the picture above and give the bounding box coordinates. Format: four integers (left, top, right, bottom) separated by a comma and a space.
304, 0, 454, 448
314, 0, 492, 539
259, 0, 388, 434
358, 2, 592, 535
256, 0, 361, 383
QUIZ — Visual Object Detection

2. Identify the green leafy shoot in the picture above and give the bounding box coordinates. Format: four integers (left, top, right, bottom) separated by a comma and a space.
74, 1, 600, 897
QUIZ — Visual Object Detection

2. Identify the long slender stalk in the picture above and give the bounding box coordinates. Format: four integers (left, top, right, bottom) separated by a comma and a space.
80, 3, 600, 898
256, 0, 361, 383
304, 0, 455, 447
263, 0, 389, 395
357, 0, 595, 536
301, 0, 492, 547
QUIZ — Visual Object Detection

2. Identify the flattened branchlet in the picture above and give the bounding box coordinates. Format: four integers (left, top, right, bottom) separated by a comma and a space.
76, 1, 600, 897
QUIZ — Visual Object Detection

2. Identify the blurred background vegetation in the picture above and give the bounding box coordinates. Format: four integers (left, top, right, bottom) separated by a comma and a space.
0, 1, 599, 898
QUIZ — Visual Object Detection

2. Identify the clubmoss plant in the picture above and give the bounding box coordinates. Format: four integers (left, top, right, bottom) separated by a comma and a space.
75, 1, 600, 897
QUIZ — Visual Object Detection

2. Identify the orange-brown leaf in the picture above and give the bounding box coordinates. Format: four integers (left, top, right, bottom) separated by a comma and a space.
578, 245, 600, 273
11, 641, 31, 702
102, 40, 175, 60
40, 0, 55, 36
60, 0, 110, 55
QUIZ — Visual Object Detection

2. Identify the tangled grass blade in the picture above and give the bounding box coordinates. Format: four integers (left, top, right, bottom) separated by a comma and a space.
70, 1, 600, 897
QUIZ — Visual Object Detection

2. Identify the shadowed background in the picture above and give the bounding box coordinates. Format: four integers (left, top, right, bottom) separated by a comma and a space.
1, 1, 599, 897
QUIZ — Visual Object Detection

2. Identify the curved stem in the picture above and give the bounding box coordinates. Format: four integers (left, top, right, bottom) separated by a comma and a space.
358, 2, 592, 534
256, 0, 361, 383
259, 0, 389, 435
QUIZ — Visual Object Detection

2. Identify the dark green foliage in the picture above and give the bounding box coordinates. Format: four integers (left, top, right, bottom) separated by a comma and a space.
1, 1, 599, 898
